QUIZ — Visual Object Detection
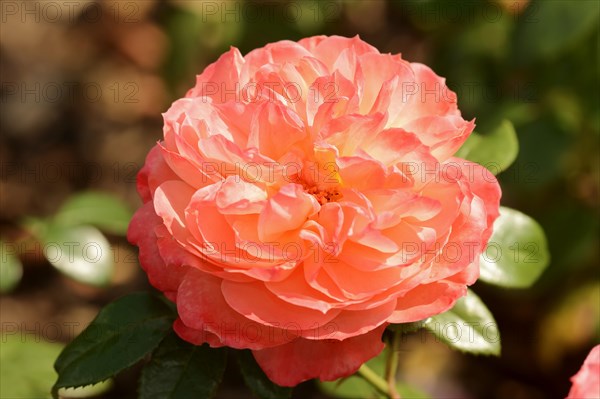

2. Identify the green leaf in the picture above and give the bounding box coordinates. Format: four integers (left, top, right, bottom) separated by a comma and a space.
455, 119, 518, 175
237, 350, 292, 399
424, 289, 500, 356
53, 191, 133, 235
479, 207, 550, 288
387, 320, 429, 335
52, 293, 175, 396
318, 347, 430, 399
139, 332, 227, 399
1, 335, 64, 399
513, 0, 599, 64
0, 239, 23, 293
41, 224, 114, 287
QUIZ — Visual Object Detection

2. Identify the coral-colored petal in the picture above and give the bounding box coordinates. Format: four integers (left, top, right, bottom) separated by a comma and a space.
252, 324, 386, 386
308, 35, 378, 72
567, 345, 600, 399
310, 302, 396, 340
450, 158, 501, 243
403, 115, 474, 161
189, 47, 244, 102
221, 280, 341, 330
248, 101, 306, 161
177, 269, 293, 349
388, 281, 466, 323
127, 202, 190, 296
136, 145, 180, 203
173, 318, 224, 348
258, 184, 320, 241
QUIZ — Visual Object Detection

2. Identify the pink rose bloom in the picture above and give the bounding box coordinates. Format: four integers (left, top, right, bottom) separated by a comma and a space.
128, 35, 501, 386
567, 345, 600, 399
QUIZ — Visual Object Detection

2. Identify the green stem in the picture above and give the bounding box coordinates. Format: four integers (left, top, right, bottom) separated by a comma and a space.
386, 331, 401, 399
357, 364, 391, 397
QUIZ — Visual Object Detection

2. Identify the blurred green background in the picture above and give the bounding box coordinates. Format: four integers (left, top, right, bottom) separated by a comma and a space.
0, 0, 598, 398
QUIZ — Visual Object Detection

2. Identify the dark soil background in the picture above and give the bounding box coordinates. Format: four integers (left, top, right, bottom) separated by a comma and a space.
1, 1, 598, 398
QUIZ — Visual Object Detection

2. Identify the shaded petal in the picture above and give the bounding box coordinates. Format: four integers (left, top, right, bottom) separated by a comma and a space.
153, 180, 196, 241
265, 265, 342, 313
248, 100, 307, 160
258, 184, 320, 241
221, 280, 341, 330
136, 145, 179, 203
311, 301, 396, 341
215, 176, 267, 215
252, 324, 386, 387
449, 158, 501, 243
177, 269, 293, 349
173, 318, 224, 348
127, 202, 190, 296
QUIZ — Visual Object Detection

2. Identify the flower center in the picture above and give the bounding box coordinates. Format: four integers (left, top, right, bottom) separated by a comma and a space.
305, 185, 343, 205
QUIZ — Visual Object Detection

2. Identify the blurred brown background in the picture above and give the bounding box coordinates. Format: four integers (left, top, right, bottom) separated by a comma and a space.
1, 1, 598, 398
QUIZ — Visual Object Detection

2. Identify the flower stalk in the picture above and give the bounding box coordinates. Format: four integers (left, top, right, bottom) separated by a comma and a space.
357, 364, 392, 398
386, 331, 401, 399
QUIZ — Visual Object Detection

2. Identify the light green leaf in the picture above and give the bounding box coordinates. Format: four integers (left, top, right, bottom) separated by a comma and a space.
41, 224, 114, 287
0, 239, 23, 293
455, 119, 518, 175
479, 207, 550, 288
424, 289, 500, 356
237, 350, 292, 399
513, 0, 599, 63
52, 293, 175, 397
139, 332, 227, 399
53, 192, 132, 235
318, 347, 430, 399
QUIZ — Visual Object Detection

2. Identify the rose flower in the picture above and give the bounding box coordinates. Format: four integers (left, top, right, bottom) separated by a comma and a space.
567, 345, 600, 399
128, 35, 501, 386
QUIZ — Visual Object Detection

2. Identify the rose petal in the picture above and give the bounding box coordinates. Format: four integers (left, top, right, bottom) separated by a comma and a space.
127, 202, 190, 296
258, 184, 320, 242
221, 279, 341, 330
252, 324, 386, 386
388, 281, 466, 323
177, 269, 293, 349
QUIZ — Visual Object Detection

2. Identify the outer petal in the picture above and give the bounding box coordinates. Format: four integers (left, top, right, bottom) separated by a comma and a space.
300, 35, 379, 71
392, 62, 460, 125
188, 47, 244, 101
176, 269, 293, 349
173, 318, 224, 348
567, 345, 600, 399
136, 145, 180, 203
252, 324, 386, 386
387, 281, 466, 323
453, 158, 502, 244
402, 115, 474, 162
127, 202, 189, 298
